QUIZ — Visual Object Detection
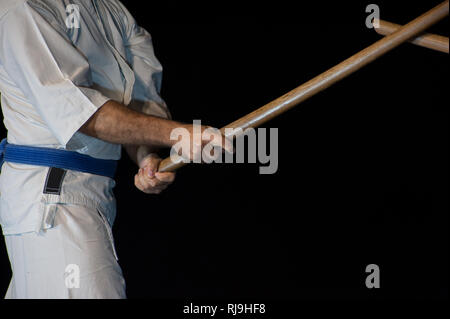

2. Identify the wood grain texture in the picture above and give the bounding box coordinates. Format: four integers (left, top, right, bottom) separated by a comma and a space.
375, 19, 449, 53
158, 1, 449, 172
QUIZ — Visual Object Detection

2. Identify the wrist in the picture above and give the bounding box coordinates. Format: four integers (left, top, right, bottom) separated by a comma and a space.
163, 121, 190, 147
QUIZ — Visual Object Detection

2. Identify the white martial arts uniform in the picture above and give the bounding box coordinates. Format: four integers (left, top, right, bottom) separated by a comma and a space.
0, 0, 170, 298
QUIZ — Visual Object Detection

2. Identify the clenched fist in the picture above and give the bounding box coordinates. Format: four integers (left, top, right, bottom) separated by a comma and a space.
134, 153, 175, 194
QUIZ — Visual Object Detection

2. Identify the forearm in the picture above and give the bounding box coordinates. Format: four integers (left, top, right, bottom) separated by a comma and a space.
80, 100, 183, 148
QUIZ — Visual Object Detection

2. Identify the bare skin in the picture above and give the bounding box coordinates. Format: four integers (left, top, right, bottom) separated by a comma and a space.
80, 100, 232, 193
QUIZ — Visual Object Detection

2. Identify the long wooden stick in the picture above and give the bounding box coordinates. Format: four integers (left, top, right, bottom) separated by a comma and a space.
159, 1, 449, 172
375, 19, 449, 53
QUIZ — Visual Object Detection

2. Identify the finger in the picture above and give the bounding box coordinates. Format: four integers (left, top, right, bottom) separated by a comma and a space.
144, 165, 156, 179
139, 153, 161, 172
147, 157, 161, 175
143, 157, 161, 179
136, 173, 161, 194
139, 166, 159, 187
154, 172, 176, 183
136, 169, 170, 194
134, 173, 145, 192
138, 167, 154, 187
139, 155, 154, 169
142, 170, 172, 190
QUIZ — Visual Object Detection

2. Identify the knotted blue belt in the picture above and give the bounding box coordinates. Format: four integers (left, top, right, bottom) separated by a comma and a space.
0, 138, 117, 179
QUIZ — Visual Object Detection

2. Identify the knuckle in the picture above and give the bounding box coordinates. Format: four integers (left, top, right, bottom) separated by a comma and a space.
148, 160, 159, 170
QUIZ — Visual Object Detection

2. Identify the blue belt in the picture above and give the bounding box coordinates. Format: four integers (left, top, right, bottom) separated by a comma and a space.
0, 138, 117, 179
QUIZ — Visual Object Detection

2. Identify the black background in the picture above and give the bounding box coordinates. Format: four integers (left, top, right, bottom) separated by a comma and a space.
0, 0, 448, 302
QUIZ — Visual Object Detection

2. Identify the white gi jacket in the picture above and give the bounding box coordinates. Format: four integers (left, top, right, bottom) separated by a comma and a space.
0, 0, 170, 235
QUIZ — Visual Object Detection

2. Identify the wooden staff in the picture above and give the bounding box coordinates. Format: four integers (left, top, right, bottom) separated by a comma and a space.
375, 19, 449, 53
158, 1, 449, 172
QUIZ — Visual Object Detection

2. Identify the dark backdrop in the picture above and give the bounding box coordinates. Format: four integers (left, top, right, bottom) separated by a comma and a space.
0, 0, 448, 300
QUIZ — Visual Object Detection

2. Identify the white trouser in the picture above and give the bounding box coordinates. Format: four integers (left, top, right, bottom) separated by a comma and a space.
3, 203, 126, 299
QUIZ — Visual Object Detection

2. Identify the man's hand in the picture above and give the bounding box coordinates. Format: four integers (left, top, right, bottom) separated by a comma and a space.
176, 125, 234, 163
134, 154, 175, 194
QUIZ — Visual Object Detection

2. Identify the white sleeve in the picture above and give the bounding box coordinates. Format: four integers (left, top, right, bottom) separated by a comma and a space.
113, 0, 171, 119
0, 2, 111, 146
